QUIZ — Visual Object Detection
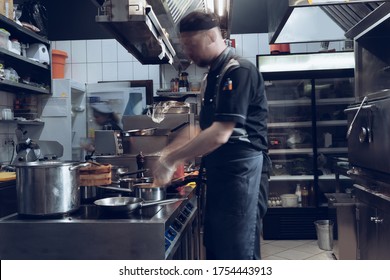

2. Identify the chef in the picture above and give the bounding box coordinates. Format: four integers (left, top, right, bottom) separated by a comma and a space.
153, 11, 268, 259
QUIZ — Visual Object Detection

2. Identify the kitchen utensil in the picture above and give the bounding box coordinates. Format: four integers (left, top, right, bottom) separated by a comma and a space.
117, 168, 149, 178
94, 196, 187, 213
122, 128, 156, 136
96, 184, 135, 193
26, 43, 50, 64
133, 183, 166, 201
14, 161, 89, 216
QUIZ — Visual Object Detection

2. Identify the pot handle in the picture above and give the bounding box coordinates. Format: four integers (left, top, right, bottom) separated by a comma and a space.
141, 197, 187, 207
69, 162, 91, 171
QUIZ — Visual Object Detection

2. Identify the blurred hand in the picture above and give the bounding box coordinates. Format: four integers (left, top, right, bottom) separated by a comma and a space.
153, 157, 176, 186
80, 143, 95, 152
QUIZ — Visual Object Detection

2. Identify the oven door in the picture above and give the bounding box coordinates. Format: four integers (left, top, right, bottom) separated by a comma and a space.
346, 96, 390, 174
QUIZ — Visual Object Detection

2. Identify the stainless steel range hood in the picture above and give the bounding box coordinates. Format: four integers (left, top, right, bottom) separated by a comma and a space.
94, 0, 206, 71
267, 0, 388, 44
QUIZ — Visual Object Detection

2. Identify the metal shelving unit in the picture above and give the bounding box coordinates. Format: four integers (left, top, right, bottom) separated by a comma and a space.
0, 14, 51, 96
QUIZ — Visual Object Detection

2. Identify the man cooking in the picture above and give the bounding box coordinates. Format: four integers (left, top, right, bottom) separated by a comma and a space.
153, 11, 268, 260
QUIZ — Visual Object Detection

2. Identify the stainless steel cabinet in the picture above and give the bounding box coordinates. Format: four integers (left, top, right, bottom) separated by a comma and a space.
355, 188, 390, 260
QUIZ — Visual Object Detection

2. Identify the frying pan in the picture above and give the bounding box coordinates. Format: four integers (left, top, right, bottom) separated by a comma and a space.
93, 196, 187, 213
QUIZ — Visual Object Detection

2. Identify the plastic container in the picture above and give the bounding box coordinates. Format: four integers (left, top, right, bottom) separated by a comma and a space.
51, 49, 68, 78
314, 220, 334, 251
8, 39, 21, 55
280, 194, 298, 207
0, 28, 10, 49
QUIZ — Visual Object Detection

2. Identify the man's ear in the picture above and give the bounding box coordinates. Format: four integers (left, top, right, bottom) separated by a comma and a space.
207, 29, 218, 43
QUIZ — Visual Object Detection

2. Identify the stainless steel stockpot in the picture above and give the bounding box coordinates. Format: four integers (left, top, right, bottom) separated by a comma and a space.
15, 161, 88, 216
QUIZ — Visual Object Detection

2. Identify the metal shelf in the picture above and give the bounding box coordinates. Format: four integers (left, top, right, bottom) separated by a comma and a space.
0, 14, 51, 96
268, 99, 311, 107
268, 121, 312, 128
0, 47, 50, 70
318, 147, 348, 154
0, 79, 50, 95
0, 14, 49, 45
317, 120, 348, 127
269, 148, 313, 155
270, 175, 314, 181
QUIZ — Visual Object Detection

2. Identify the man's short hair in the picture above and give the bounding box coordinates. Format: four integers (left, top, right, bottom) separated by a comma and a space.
179, 11, 220, 33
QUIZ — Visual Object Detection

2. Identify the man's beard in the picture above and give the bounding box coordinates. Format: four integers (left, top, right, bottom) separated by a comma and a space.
193, 58, 209, 68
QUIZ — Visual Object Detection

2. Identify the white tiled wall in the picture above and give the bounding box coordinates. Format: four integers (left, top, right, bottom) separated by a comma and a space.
51, 35, 344, 90
51, 39, 161, 91
0, 34, 345, 164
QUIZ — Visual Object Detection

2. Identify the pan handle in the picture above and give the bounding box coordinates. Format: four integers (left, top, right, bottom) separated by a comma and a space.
96, 185, 134, 193
118, 169, 149, 177
69, 162, 91, 171
141, 197, 187, 207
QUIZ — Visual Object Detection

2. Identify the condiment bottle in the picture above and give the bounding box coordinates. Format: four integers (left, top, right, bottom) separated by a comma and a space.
301, 186, 309, 207
295, 184, 302, 207
136, 151, 145, 178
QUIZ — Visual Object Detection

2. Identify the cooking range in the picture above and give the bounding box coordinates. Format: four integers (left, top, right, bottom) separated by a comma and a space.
0, 186, 199, 260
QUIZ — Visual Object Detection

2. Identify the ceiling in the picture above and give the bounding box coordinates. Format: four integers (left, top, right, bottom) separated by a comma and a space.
33, 0, 269, 41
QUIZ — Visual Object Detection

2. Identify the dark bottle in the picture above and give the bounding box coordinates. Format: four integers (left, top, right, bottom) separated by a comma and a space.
179, 72, 189, 92
301, 186, 309, 207
136, 151, 145, 178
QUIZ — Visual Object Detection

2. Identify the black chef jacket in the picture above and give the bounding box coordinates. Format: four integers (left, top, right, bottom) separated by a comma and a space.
200, 47, 268, 259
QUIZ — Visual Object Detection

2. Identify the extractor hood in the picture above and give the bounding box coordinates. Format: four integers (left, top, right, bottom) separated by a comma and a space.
93, 0, 207, 71
267, 0, 388, 44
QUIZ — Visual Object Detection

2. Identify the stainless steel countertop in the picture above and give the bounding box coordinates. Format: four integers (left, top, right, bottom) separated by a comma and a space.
0, 186, 198, 260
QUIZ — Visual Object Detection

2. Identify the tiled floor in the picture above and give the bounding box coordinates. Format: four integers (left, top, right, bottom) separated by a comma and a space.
261, 239, 337, 260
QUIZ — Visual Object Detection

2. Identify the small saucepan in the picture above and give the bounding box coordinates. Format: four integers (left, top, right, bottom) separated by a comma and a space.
93, 196, 187, 213
133, 183, 166, 201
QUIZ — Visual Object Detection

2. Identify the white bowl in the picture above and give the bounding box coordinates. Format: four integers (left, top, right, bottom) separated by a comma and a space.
280, 194, 298, 207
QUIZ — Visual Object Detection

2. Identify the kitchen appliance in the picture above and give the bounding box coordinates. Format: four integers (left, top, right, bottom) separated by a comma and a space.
0, 185, 200, 260
121, 113, 196, 154
94, 130, 123, 156
339, 3, 390, 259
93, 0, 211, 70
267, 0, 386, 44
26, 43, 50, 64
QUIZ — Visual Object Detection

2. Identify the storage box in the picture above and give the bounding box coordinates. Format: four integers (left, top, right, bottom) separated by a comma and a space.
0, 28, 10, 49
0, 0, 14, 19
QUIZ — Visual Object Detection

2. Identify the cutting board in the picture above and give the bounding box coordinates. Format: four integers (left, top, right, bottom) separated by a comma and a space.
0, 172, 16, 182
